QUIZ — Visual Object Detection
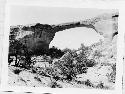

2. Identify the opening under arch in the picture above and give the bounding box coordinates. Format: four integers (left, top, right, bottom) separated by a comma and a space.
49, 27, 104, 50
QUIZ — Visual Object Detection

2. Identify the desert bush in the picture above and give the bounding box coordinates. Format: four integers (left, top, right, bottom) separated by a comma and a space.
51, 43, 97, 81
76, 44, 96, 67
31, 68, 37, 73
13, 69, 22, 74
84, 79, 94, 87
96, 82, 104, 89
92, 50, 103, 59
48, 46, 64, 58
62, 48, 72, 54
32, 43, 98, 83
75, 63, 87, 74
85, 59, 97, 67
53, 55, 82, 80
52, 56, 75, 81
34, 76, 41, 82
49, 82, 62, 88
96, 82, 111, 90
108, 64, 116, 83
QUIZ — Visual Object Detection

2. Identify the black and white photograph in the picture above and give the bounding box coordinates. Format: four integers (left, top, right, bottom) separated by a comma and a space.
1, 1, 124, 93
6, 5, 119, 90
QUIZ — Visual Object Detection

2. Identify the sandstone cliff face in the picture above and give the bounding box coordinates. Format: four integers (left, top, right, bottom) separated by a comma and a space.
9, 12, 118, 55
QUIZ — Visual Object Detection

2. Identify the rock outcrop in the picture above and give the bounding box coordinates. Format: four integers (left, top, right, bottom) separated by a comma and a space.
9, 12, 118, 55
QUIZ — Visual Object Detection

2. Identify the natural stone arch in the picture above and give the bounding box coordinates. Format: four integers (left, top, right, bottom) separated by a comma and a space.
52, 13, 118, 42
10, 12, 118, 54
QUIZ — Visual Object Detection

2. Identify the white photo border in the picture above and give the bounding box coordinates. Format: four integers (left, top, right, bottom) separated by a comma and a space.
0, 0, 124, 94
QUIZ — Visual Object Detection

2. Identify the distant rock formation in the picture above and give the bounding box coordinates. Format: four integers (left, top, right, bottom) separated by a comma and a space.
9, 12, 118, 55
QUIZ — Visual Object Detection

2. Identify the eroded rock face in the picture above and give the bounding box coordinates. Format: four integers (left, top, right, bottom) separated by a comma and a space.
9, 12, 118, 55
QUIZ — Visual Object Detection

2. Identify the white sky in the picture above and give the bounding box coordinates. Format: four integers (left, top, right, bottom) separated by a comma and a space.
10, 5, 116, 25
10, 5, 114, 50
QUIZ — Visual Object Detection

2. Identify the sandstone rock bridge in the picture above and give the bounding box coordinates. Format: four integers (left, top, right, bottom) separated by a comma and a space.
9, 12, 118, 55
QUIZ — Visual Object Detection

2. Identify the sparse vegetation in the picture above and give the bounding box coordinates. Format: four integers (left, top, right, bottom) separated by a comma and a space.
8, 40, 116, 89
13, 68, 22, 75
49, 82, 62, 88
84, 79, 93, 87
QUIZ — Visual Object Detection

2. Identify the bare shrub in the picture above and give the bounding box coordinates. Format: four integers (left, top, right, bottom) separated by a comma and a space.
51, 44, 97, 82
49, 82, 62, 88
34, 76, 41, 82
13, 69, 22, 75
84, 79, 94, 87
96, 82, 104, 89
108, 64, 116, 83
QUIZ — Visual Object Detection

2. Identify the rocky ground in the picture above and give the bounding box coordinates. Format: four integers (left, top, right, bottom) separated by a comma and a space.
8, 38, 116, 89
8, 63, 115, 89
